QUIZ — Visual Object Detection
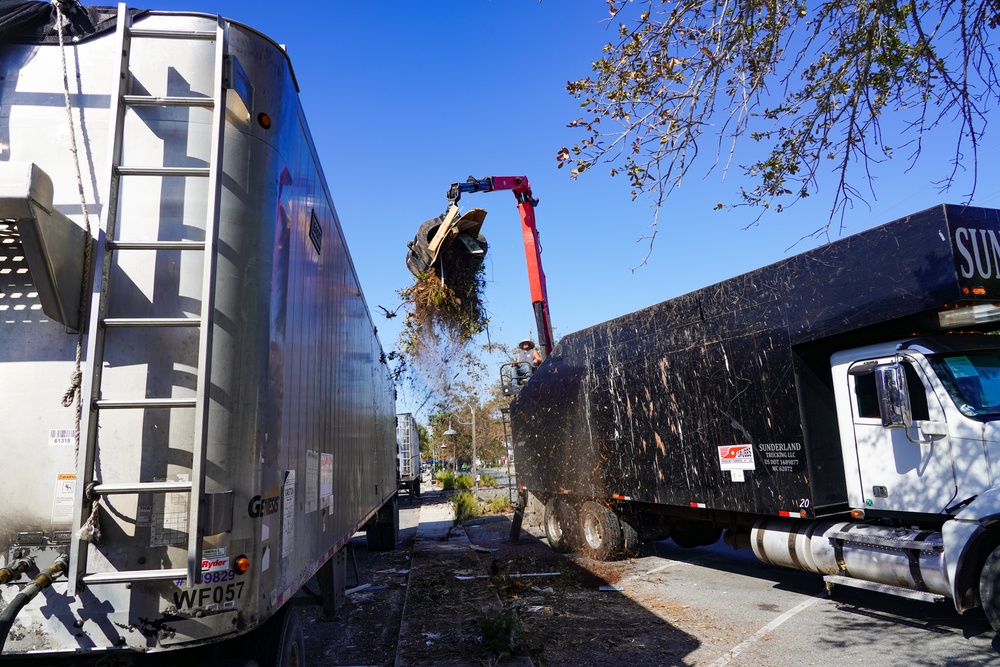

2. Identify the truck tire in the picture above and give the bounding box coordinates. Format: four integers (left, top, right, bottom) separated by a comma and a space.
544, 497, 579, 553
980, 544, 1000, 632
256, 605, 305, 667
413, 479, 421, 498
366, 495, 399, 552
580, 501, 624, 561
621, 517, 641, 558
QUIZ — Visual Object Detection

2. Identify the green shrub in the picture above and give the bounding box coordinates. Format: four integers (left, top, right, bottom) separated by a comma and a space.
455, 473, 474, 489
453, 490, 479, 523
436, 470, 456, 491
479, 473, 498, 488
484, 495, 511, 514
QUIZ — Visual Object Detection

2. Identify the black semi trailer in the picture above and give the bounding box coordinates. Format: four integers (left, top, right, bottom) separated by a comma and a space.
511, 203, 1000, 629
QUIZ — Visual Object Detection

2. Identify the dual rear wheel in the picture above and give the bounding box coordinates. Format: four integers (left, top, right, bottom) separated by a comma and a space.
543, 497, 639, 561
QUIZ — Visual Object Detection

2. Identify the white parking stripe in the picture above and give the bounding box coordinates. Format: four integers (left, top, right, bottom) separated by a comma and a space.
706, 590, 827, 667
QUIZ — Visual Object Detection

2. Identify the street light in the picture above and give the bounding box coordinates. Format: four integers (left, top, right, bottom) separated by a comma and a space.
458, 404, 477, 494
444, 407, 477, 492
443, 418, 458, 474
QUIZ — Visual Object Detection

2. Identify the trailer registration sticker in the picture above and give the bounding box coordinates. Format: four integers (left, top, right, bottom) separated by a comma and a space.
718, 444, 755, 471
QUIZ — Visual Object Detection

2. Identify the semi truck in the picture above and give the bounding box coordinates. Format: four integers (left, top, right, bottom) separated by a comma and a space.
0, 3, 398, 664
396, 413, 422, 497
511, 203, 1000, 632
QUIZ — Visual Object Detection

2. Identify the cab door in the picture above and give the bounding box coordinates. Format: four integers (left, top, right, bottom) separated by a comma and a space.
848, 358, 957, 514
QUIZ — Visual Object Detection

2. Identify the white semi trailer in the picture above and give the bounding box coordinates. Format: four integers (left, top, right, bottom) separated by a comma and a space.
0, 3, 397, 664
396, 413, 422, 498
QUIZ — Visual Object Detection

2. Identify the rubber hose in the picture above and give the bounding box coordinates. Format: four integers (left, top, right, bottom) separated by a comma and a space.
0, 557, 67, 655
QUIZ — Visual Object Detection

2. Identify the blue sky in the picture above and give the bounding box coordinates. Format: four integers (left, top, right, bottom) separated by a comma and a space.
145, 1, 1000, 415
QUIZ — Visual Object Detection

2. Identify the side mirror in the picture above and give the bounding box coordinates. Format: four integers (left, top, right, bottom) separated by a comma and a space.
875, 363, 912, 429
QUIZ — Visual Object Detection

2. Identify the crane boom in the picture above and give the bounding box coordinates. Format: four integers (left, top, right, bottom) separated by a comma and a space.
446, 176, 553, 359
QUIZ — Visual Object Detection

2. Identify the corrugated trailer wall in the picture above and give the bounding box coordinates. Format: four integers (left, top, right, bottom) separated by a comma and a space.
0, 8, 395, 654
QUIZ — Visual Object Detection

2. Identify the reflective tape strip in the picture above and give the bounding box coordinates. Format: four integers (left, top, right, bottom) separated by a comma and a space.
690, 502, 706, 508
612, 494, 632, 501
778, 510, 801, 518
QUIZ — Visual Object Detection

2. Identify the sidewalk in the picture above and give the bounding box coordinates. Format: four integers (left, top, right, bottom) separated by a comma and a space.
394, 494, 532, 667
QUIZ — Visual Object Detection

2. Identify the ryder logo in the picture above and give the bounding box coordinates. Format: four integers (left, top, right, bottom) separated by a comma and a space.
718, 444, 755, 471
201, 557, 229, 572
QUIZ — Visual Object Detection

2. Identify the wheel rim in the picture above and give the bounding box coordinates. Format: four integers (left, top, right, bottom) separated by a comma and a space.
547, 510, 563, 541
583, 512, 602, 550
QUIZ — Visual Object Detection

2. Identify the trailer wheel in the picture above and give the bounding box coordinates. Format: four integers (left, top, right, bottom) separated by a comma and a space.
621, 517, 641, 558
366, 495, 399, 552
256, 605, 305, 667
413, 479, 421, 498
580, 501, 625, 561
980, 544, 1000, 632
544, 497, 579, 553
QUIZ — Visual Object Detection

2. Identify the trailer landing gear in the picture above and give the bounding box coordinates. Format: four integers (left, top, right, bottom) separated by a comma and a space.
366, 495, 400, 552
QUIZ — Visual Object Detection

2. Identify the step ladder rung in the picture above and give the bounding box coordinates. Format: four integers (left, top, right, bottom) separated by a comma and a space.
93, 481, 193, 495
128, 28, 216, 40
82, 569, 188, 585
102, 317, 200, 328
122, 95, 214, 108
95, 398, 197, 410
116, 166, 210, 177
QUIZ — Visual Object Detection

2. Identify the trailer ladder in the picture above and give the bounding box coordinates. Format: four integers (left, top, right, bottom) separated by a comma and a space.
68, 5, 230, 595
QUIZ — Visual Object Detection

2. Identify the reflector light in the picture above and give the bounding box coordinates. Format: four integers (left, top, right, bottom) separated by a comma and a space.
257, 113, 272, 129
850, 508, 866, 520
938, 303, 1000, 328
234, 555, 251, 574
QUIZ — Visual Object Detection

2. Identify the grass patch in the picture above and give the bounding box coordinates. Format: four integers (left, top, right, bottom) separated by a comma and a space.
479, 473, 498, 488
483, 495, 511, 514
453, 491, 480, 523
436, 470, 456, 491
455, 473, 474, 490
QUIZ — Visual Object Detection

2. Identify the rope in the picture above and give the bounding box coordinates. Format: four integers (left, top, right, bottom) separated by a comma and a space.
76, 483, 102, 542
52, 0, 95, 473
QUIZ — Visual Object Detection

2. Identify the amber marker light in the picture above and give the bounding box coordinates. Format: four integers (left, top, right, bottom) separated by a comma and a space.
850, 508, 866, 520
257, 113, 272, 129
234, 555, 251, 575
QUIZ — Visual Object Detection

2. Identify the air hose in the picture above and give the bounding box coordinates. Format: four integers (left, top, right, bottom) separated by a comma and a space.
0, 555, 68, 654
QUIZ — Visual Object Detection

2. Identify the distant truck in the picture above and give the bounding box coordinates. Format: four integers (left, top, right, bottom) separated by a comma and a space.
396, 413, 422, 497
1, 4, 397, 664
512, 204, 1000, 633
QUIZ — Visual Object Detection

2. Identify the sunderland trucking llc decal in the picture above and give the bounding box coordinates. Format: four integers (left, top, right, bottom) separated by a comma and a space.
718, 444, 755, 471
757, 442, 804, 473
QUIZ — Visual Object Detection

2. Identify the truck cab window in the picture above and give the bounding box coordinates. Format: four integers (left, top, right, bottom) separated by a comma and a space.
854, 372, 880, 419
853, 362, 930, 421
904, 363, 930, 421
929, 353, 1000, 419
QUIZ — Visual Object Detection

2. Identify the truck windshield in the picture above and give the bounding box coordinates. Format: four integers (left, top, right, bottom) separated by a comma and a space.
929, 353, 1000, 419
